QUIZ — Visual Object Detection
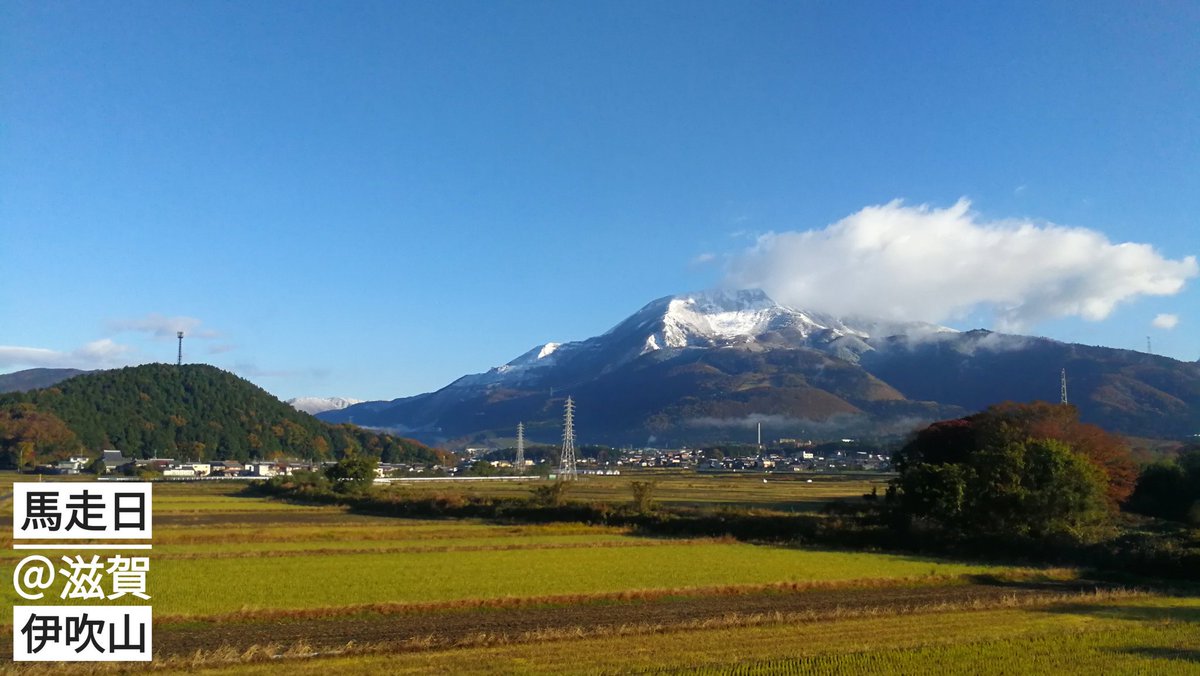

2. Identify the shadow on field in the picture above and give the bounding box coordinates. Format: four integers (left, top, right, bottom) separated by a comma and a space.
965, 574, 1106, 592
1114, 647, 1200, 664
1038, 602, 1200, 624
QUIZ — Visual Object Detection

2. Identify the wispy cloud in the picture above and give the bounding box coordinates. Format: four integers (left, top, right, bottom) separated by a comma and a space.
1152, 313, 1180, 330
726, 199, 1199, 331
690, 252, 717, 266
108, 314, 220, 340
1, 313, 232, 374
0, 339, 134, 371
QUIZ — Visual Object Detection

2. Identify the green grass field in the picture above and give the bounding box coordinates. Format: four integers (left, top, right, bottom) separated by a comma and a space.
378, 471, 892, 513
2, 477, 1006, 621
2, 473, 1198, 674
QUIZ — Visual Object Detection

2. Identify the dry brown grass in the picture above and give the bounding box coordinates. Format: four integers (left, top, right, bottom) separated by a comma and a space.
0, 587, 1145, 676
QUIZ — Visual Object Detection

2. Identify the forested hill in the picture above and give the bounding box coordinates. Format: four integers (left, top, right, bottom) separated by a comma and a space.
0, 363, 440, 466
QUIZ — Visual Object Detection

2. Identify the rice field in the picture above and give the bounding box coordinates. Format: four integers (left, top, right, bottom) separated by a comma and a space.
2, 477, 1009, 621
2, 473, 1198, 674
156, 597, 1198, 675
378, 471, 891, 513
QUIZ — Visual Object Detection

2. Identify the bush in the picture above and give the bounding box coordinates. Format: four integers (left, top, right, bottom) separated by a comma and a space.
530, 481, 572, 507
629, 480, 658, 514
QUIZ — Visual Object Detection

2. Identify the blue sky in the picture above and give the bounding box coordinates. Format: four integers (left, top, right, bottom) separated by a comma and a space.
2, 1, 1197, 401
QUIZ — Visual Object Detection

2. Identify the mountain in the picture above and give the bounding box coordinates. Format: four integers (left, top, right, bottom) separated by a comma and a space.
0, 364, 439, 466
0, 368, 89, 393
287, 396, 365, 415
323, 289, 1199, 447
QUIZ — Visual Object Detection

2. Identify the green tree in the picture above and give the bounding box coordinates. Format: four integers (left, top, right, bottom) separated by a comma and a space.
629, 480, 658, 514
530, 480, 571, 507
324, 454, 378, 492
896, 402, 1136, 508
1014, 439, 1110, 540
893, 416, 1113, 543
1126, 445, 1200, 524
894, 463, 968, 528
87, 458, 106, 475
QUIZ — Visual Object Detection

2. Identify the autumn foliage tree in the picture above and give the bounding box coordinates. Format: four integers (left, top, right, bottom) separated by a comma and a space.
891, 402, 1131, 543
0, 403, 84, 469
975, 401, 1138, 506
896, 402, 1137, 507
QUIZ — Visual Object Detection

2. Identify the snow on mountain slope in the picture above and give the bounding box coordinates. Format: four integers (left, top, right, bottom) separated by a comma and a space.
650, 289, 824, 351
446, 289, 955, 391
287, 396, 365, 415
612, 288, 953, 354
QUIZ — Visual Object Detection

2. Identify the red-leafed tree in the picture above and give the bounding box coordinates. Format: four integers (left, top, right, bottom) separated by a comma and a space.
0, 402, 85, 469
890, 401, 1144, 543
974, 401, 1137, 506
895, 401, 1137, 508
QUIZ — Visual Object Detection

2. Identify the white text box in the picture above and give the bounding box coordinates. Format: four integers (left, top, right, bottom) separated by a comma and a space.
14, 483, 152, 540
13, 605, 152, 661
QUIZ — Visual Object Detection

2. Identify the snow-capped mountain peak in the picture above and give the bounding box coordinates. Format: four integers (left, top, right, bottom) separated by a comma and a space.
657, 289, 795, 348
448, 288, 956, 391
287, 396, 365, 415
618, 289, 829, 354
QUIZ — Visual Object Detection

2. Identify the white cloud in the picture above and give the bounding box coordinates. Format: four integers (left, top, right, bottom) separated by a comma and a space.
690, 252, 717, 266
0, 339, 134, 371
726, 199, 1199, 331
1152, 313, 1180, 330
108, 314, 220, 340
1, 313, 228, 374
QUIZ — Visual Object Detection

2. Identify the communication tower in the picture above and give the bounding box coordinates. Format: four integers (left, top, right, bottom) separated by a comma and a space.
177, 331, 184, 366
515, 422, 525, 475
1060, 368, 1068, 405
558, 397, 577, 480
1147, 336, 1153, 354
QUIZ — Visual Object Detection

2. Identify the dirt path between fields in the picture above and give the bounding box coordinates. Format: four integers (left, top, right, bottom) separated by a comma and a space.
147, 579, 1106, 659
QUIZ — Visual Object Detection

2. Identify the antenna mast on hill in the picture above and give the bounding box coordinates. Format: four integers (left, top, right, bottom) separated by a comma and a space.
515, 422, 525, 475
177, 331, 184, 366
1060, 368, 1068, 405
558, 397, 577, 480
1147, 336, 1153, 355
